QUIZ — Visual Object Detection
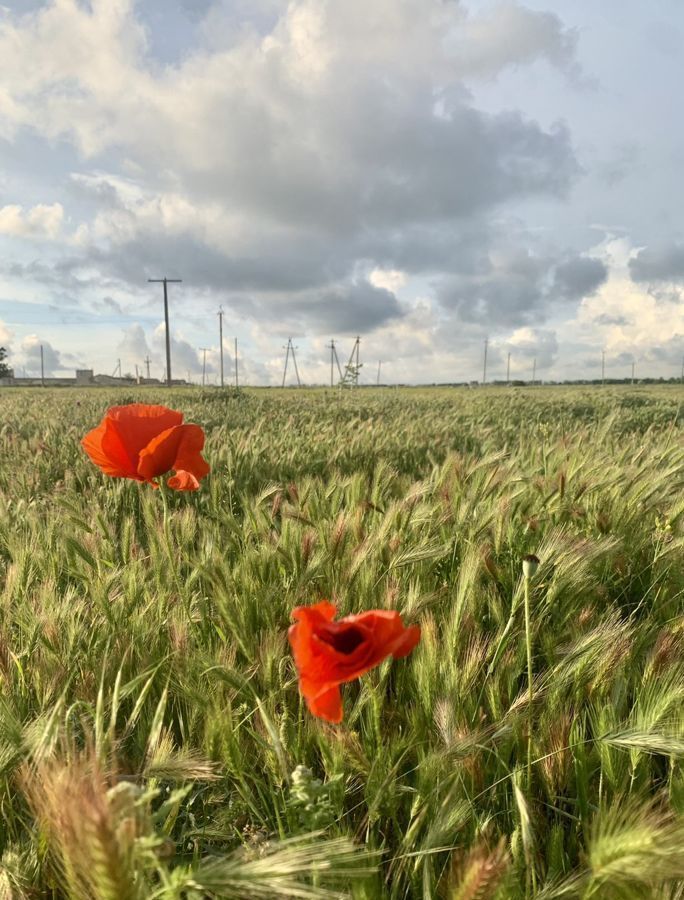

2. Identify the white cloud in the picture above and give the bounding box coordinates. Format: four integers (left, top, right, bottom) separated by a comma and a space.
495, 326, 558, 370
0, 202, 64, 239
19, 334, 64, 375
0, 0, 578, 215
444, 1, 578, 81
369, 268, 407, 293
0, 319, 13, 346
579, 276, 684, 360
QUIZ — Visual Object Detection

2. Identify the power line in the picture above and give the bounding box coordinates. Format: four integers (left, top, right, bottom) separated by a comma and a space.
148, 277, 182, 386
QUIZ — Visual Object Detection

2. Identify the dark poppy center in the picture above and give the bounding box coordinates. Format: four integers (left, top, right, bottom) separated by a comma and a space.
319, 625, 366, 655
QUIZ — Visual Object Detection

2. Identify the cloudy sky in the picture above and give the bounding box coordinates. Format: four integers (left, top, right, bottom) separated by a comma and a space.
0, 0, 682, 383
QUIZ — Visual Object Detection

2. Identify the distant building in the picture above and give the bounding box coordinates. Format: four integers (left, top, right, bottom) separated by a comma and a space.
93, 373, 137, 386
0, 367, 185, 388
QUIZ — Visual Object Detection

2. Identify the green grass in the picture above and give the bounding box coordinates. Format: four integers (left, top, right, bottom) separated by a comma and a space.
1, 384, 684, 898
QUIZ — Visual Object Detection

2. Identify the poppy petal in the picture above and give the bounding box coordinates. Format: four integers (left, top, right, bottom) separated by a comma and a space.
312, 611, 412, 681
292, 601, 337, 625
137, 425, 184, 481
306, 684, 343, 723
81, 417, 139, 479
388, 623, 421, 659
108, 404, 184, 463
289, 603, 339, 676
167, 469, 200, 491
170, 424, 210, 484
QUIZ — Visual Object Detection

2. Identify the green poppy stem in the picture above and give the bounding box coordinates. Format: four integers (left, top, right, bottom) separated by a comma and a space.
524, 572, 534, 788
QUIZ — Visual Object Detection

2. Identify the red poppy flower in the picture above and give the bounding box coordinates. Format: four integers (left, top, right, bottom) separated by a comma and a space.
81, 403, 210, 491
288, 601, 420, 723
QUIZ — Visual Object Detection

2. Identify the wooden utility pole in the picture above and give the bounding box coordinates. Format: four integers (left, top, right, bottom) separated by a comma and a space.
482, 338, 488, 385
40, 344, 44, 386
148, 277, 182, 386
234, 337, 239, 388
200, 348, 210, 387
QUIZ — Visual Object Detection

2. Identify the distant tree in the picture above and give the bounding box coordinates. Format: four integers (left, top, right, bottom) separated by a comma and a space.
0, 347, 10, 378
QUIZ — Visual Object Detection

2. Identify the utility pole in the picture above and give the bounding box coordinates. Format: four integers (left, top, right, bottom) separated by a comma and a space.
218, 307, 224, 387
377, 360, 382, 385
532, 358, 536, 385
148, 277, 182, 387
631, 360, 635, 385
40, 344, 44, 387
326, 339, 343, 386
506, 351, 511, 385
234, 337, 239, 388
282, 339, 291, 388
482, 338, 488, 385
340, 337, 362, 387
144, 355, 151, 380
681, 355, 684, 384
200, 348, 210, 387
602, 349, 605, 385
282, 338, 302, 388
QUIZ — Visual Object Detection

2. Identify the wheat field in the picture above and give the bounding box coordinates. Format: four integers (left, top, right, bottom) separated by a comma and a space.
1, 385, 684, 898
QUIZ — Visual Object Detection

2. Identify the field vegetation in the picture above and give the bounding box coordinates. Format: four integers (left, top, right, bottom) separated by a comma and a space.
1, 385, 684, 898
